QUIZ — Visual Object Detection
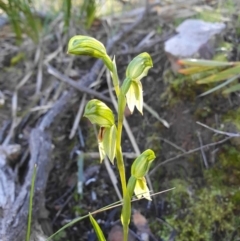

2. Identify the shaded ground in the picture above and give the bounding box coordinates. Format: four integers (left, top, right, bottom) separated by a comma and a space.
1, 2, 240, 241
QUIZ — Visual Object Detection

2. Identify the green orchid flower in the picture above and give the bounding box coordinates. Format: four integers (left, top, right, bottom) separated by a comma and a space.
124, 52, 153, 114
84, 99, 116, 163
131, 149, 156, 178
134, 177, 151, 200
67, 35, 113, 71
98, 125, 117, 164
84, 99, 115, 128
125, 149, 155, 201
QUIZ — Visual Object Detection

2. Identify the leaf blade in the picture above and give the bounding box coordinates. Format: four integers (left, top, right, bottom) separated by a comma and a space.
89, 213, 107, 241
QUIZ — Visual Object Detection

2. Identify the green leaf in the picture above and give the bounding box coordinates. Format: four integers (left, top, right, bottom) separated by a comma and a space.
197, 65, 240, 84
178, 59, 237, 67
63, 0, 72, 30
199, 74, 240, 97
178, 66, 214, 75
89, 213, 106, 241
222, 83, 240, 95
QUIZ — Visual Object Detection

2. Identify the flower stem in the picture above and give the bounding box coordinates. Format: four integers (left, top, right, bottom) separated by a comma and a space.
116, 91, 127, 195
116, 91, 129, 241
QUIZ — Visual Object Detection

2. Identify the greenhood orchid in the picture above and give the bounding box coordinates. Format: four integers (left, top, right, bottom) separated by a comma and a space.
67, 35, 113, 71
84, 99, 116, 163
124, 52, 153, 114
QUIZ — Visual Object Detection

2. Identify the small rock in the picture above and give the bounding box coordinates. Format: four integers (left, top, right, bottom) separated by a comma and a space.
164, 19, 226, 72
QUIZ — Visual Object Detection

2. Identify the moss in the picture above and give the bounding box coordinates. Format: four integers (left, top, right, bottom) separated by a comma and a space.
194, 105, 212, 120
155, 145, 240, 240
161, 70, 203, 106
224, 108, 240, 131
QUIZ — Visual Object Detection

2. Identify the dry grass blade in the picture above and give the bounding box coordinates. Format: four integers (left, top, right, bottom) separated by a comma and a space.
69, 94, 86, 139
143, 102, 169, 128
104, 157, 122, 200
197, 121, 240, 137
3, 70, 33, 146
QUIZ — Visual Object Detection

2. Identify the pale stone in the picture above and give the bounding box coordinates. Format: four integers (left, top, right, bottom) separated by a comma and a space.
164, 19, 226, 72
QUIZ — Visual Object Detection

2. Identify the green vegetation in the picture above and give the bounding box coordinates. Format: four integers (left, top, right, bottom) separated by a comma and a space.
0, 0, 100, 42
153, 144, 240, 240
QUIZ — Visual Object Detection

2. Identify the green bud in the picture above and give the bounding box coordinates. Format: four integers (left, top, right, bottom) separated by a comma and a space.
67, 35, 113, 71
126, 52, 153, 81
84, 99, 115, 127
131, 149, 156, 179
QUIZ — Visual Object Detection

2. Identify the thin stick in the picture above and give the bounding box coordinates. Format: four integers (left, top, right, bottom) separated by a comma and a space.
69, 94, 86, 139
197, 131, 209, 169
46, 64, 111, 103
149, 137, 231, 176
197, 121, 240, 137
104, 157, 122, 200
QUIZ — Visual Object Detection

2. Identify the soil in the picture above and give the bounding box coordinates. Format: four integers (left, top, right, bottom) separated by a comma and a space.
1, 3, 240, 241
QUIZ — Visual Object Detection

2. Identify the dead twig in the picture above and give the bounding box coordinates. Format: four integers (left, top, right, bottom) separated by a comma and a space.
197, 121, 240, 137
197, 131, 209, 169
149, 137, 231, 176
46, 64, 111, 103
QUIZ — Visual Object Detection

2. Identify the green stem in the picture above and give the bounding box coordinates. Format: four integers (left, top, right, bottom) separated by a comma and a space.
116, 91, 129, 241
115, 91, 127, 195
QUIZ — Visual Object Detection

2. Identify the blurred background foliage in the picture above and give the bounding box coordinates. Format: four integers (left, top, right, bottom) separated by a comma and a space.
0, 0, 144, 43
